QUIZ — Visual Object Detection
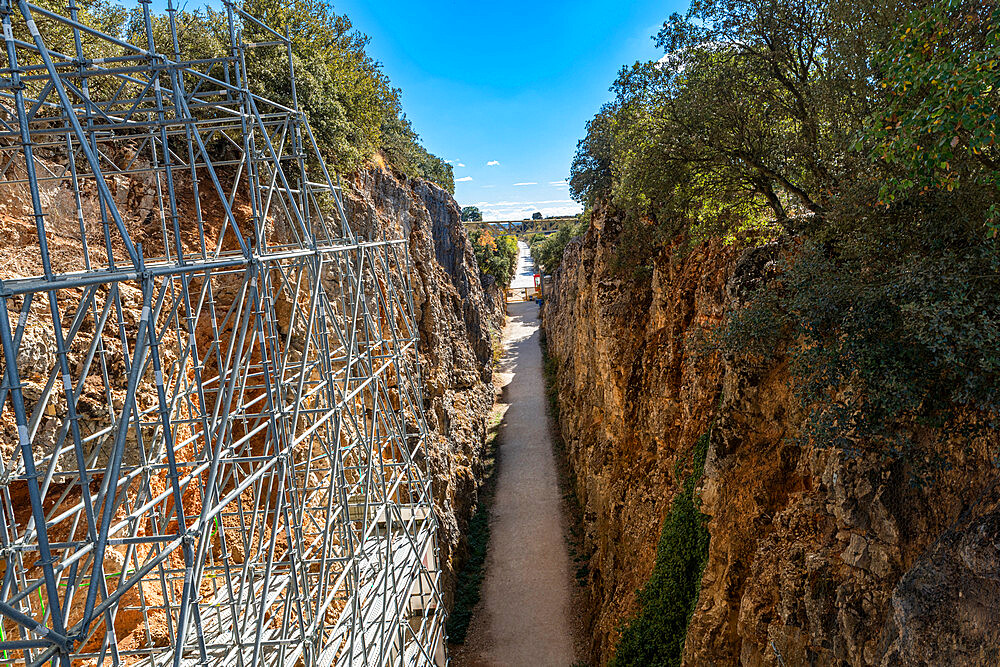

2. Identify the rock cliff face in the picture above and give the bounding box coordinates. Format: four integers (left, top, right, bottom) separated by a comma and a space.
0, 154, 498, 612
542, 203, 1000, 665
342, 165, 500, 606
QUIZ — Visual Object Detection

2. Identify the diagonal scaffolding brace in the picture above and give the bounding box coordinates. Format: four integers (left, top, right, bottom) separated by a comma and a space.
0, 1, 447, 664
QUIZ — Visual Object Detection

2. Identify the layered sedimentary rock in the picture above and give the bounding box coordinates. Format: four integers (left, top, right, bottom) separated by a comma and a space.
342, 164, 500, 606
0, 154, 497, 612
542, 203, 999, 665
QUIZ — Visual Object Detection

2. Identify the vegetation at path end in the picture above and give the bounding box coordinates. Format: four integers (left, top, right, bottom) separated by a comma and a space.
529, 216, 588, 274
570, 0, 1000, 468
470, 229, 518, 287
610, 429, 712, 667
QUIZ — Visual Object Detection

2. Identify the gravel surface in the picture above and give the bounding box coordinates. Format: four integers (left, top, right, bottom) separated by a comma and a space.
511, 241, 537, 289
453, 296, 578, 666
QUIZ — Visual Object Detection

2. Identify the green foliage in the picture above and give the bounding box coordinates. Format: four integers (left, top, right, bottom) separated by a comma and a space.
234, 0, 450, 188
572, 0, 1000, 465
529, 218, 587, 274
10, 0, 131, 105
721, 199, 1000, 464
568, 0, 923, 239
570, 106, 617, 207
9, 0, 126, 63
869, 1, 1000, 231
532, 211, 543, 220
381, 114, 455, 193
25, 0, 452, 190
610, 430, 711, 667
461, 206, 483, 222
469, 229, 518, 287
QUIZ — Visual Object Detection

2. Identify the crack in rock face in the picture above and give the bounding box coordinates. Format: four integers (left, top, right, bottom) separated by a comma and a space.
341, 165, 505, 608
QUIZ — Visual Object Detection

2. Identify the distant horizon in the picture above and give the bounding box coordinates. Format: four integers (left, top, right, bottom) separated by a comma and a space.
146, 0, 684, 220
464, 212, 581, 223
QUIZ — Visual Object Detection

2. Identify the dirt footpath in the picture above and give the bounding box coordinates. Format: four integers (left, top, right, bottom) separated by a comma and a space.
453, 299, 579, 666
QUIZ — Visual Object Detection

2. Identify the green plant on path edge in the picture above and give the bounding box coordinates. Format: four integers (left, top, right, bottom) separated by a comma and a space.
609, 427, 712, 667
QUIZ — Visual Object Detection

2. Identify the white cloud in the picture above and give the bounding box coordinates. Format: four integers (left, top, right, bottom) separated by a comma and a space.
549, 180, 569, 187
487, 160, 500, 166
472, 199, 583, 221
513, 182, 537, 187
455, 176, 474, 182
457, 163, 466, 168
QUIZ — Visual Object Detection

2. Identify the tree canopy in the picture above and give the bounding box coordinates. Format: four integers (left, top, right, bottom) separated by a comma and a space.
28, 0, 454, 192
470, 230, 518, 287
869, 1, 1000, 231
570, 0, 1000, 474
461, 206, 484, 222
578, 1, 1000, 662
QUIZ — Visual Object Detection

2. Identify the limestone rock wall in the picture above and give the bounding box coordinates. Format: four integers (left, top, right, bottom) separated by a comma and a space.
542, 203, 999, 665
342, 165, 499, 606
0, 151, 498, 613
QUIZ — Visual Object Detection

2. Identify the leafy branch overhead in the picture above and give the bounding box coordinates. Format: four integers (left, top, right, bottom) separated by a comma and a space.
569, 0, 1000, 473
870, 1, 1000, 231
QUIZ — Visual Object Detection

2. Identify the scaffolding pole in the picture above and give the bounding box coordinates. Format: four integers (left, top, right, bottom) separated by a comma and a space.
0, 1, 447, 664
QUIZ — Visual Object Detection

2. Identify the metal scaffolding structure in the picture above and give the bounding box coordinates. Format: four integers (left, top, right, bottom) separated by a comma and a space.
0, 0, 446, 664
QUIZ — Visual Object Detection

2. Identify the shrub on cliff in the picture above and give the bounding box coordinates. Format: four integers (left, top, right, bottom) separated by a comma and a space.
529, 218, 586, 274
870, 1, 1000, 232
380, 114, 455, 193
610, 431, 711, 667
43, 0, 453, 192
571, 0, 1000, 465
238, 0, 453, 191
720, 198, 1000, 468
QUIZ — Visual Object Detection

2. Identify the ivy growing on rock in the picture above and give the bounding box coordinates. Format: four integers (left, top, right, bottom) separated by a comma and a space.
610, 428, 711, 667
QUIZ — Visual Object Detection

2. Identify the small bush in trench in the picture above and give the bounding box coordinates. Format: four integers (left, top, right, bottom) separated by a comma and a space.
610, 429, 712, 667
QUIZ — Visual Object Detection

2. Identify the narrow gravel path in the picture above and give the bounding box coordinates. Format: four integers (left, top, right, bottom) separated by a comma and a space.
454, 246, 578, 666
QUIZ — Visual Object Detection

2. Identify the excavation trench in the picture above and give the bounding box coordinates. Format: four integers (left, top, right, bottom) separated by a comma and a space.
454, 244, 579, 666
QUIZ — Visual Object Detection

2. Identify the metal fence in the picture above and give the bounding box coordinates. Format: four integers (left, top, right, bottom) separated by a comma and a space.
0, 0, 445, 664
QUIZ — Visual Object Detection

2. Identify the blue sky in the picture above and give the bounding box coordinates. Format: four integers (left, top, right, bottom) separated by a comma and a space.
153, 0, 685, 220
329, 0, 684, 220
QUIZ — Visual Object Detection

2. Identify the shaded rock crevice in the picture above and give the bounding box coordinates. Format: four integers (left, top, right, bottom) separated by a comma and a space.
342, 164, 501, 607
